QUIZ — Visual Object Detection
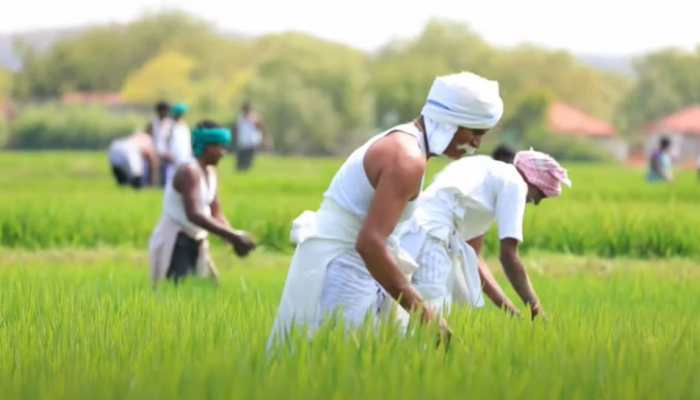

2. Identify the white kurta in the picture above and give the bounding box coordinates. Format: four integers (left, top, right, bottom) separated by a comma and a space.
152, 117, 173, 158
165, 122, 193, 185
236, 114, 263, 150
399, 155, 528, 313
108, 138, 144, 179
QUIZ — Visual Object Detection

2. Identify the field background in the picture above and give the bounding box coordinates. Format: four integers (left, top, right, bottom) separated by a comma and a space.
1, 152, 699, 399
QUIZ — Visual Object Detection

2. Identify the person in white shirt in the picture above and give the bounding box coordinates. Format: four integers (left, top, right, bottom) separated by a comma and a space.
108, 131, 159, 189
268, 71, 504, 347
147, 101, 173, 186
164, 103, 193, 185
234, 101, 265, 172
399, 149, 571, 319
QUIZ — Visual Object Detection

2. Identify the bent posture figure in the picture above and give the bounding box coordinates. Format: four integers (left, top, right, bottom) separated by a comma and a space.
268, 72, 504, 346
399, 150, 571, 319
108, 131, 159, 189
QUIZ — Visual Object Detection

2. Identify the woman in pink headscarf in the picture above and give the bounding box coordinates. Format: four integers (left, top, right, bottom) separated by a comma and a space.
397, 149, 571, 319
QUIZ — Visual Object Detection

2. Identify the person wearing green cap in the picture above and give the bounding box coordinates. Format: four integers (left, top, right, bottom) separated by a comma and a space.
149, 120, 257, 285
164, 103, 192, 185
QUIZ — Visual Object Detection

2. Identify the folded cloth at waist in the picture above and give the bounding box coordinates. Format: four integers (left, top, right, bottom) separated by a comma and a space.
398, 219, 484, 309
148, 214, 218, 285
267, 198, 418, 348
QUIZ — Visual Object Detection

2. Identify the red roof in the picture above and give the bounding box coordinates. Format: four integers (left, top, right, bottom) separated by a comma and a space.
546, 101, 617, 137
646, 105, 700, 136
0, 98, 15, 120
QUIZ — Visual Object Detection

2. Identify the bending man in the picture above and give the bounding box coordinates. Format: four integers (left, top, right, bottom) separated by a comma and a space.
268, 72, 504, 346
399, 150, 571, 318
108, 131, 159, 189
149, 120, 256, 285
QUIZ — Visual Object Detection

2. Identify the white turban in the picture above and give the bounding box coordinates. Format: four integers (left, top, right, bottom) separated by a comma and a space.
422, 72, 503, 129
420, 72, 503, 155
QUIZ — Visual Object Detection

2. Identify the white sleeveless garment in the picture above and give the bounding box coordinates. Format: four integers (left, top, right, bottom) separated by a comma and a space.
162, 161, 217, 241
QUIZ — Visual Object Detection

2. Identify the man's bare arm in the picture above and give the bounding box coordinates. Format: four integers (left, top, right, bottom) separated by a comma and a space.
175, 166, 240, 241
210, 196, 233, 229
467, 236, 519, 315
356, 137, 429, 318
210, 193, 255, 256
499, 238, 542, 318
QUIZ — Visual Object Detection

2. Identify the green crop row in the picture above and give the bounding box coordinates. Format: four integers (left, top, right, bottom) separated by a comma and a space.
1, 152, 699, 258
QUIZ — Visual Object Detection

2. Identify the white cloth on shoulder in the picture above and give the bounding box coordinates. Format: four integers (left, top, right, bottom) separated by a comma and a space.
400, 220, 484, 314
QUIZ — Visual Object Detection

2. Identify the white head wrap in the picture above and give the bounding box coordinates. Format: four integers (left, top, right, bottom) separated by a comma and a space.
421, 72, 504, 155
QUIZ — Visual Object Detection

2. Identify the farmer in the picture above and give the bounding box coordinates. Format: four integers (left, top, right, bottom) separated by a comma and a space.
647, 136, 673, 182
398, 149, 571, 318
268, 71, 504, 346
149, 120, 256, 285
234, 101, 266, 172
164, 103, 193, 185
146, 100, 173, 186
107, 131, 159, 189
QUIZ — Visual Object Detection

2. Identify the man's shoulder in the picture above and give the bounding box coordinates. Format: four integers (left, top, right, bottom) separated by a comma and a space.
176, 162, 199, 179
370, 132, 425, 165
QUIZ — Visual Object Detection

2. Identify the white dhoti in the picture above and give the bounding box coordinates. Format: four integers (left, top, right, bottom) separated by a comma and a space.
148, 215, 218, 285
400, 222, 484, 315
320, 251, 388, 328
267, 199, 417, 348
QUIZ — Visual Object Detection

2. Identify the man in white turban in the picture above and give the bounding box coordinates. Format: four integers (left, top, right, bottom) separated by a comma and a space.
268, 71, 504, 347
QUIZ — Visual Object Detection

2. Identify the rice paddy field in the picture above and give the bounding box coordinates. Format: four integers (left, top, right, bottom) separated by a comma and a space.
1, 151, 699, 399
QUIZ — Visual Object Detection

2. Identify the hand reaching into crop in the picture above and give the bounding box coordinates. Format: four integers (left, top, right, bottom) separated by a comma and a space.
530, 302, 545, 321
228, 231, 256, 257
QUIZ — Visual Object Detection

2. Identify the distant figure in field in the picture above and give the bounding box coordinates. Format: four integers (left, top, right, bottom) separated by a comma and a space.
164, 103, 193, 185
647, 137, 673, 182
491, 144, 516, 163
234, 101, 265, 172
149, 120, 256, 285
147, 101, 173, 187
398, 150, 571, 319
107, 131, 159, 189
268, 71, 504, 347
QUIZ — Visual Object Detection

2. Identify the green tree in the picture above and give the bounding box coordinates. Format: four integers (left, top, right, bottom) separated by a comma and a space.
13, 11, 238, 99
245, 32, 373, 154
370, 20, 628, 132
121, 51, 196, 105
371, 20, 494, 127
0, 68, 12, 98
619, 47, 700, 133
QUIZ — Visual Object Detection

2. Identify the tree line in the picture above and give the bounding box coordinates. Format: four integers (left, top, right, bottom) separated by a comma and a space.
1, 12, 699, 156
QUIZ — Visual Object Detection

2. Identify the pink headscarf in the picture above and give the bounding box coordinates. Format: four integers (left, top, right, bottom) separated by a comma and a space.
514, 149, 572, 197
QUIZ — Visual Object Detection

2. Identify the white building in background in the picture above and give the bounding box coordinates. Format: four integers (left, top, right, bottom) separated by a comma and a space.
645, 105, 700, 166
546, 102, 628, 161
